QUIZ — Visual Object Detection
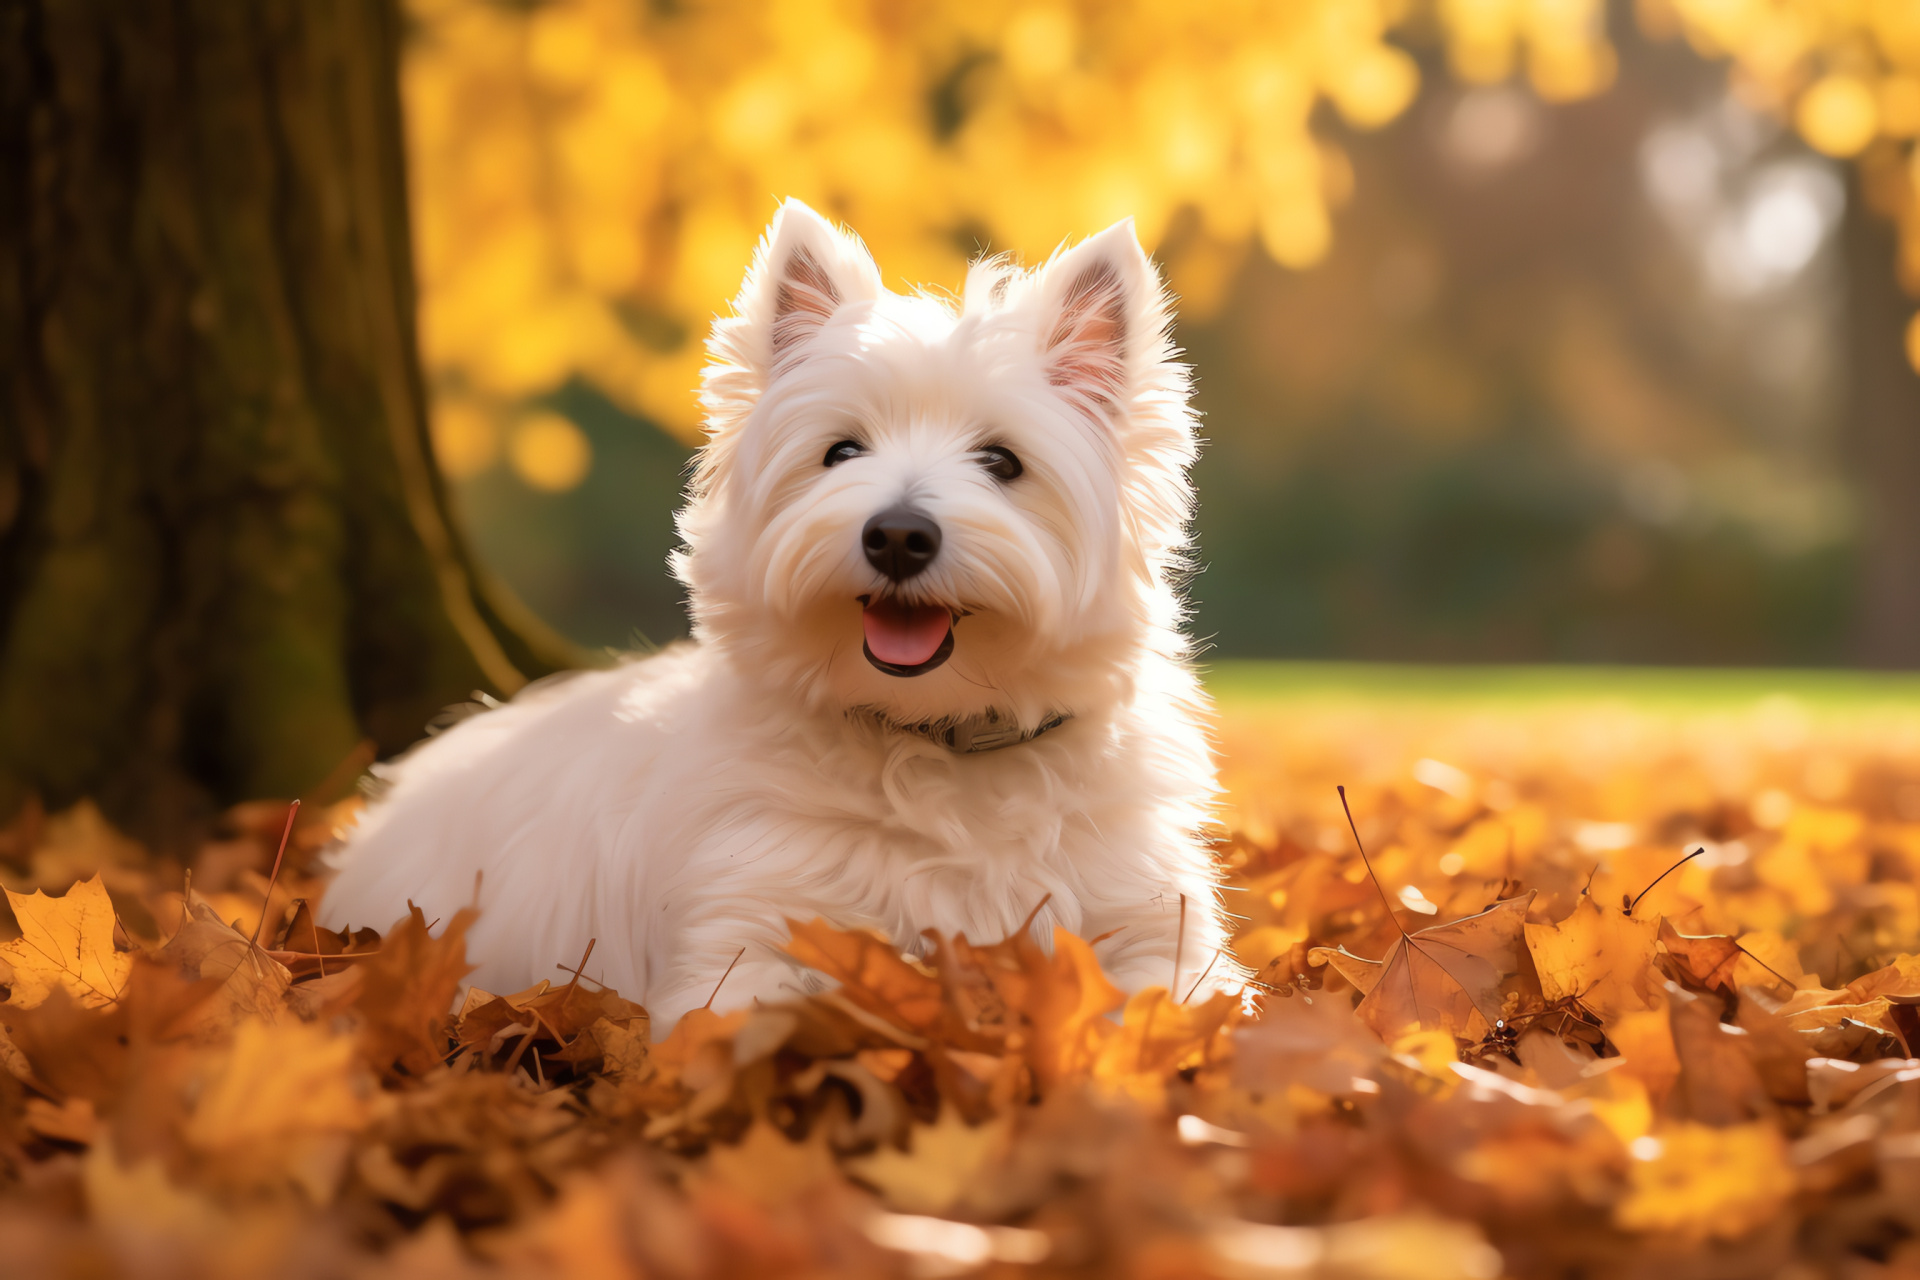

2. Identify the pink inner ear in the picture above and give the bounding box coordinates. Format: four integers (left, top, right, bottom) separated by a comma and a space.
772, 248, 841, 359
1046, 259, 1128, 411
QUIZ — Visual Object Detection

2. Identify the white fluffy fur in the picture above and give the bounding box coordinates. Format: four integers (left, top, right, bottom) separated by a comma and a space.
321, 201, 1236, 1030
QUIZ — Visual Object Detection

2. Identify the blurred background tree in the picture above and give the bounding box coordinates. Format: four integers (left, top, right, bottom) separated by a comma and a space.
404, 0, 1920, 666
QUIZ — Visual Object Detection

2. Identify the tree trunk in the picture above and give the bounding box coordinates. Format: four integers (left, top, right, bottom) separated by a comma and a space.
0, 0, 574, 842
1844, 171, 1920, 668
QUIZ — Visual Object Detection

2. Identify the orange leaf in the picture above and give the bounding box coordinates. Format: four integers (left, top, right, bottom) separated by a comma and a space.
1333, 893, 1537, 1041
1, 875, 131, 1010
784, 917, 944, 1036
350, 903, 476, 1080
1526, 895, 1661, 1025
1658, 921, 1794, 999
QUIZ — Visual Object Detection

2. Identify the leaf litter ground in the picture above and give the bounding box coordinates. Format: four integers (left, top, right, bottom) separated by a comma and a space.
8, 694, 1920, 1276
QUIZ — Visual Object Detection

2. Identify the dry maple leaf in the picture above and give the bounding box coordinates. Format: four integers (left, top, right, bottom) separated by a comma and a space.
785, 917, 946, 1038
266, 898, 381, 981
1312, 895, 1539, 1042
184, 1019, 379, 1150
2, 984, 130, 1106
1307, 790, 1538, 1041
1093, 986, 1239, 1101
156, 899, 293, 1036
1019, 929, 1128, 1087
1, 874, 131, 1010
455, 968, 650, 1081
1525, 894, 1663, 1025
350, 903, 476, 1080
1782, 999, 1908, 1058
1657, 921, 1795, 1000
788, 912, 1124, 1089
1234, 987, 1388, 1097
182, 1018, 383, 1201
1838, 953, 1920, 1004
1656, 922, 1744, 994
1667, 987, 1775, 1123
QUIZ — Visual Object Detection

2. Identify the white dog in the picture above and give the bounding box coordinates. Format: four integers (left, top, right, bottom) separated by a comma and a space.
322, 201, 1235, 1029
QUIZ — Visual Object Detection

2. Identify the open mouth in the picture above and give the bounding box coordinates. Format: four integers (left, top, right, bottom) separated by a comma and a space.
860, 595, 955, 677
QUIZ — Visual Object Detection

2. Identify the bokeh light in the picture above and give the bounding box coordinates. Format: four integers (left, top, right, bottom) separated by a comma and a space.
508, 413, 594, 493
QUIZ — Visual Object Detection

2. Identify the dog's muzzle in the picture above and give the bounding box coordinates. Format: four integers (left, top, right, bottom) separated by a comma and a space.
859, 507, 952, 676
862, 507, 940, 581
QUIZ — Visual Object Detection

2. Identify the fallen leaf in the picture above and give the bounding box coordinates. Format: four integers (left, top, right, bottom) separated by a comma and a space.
1614, 1122, 1795, 1239
1668, 988, 1774, 1124
1317, 894, 1538, 1041
1025, 929, 1128, 1087
1783, 1000, 1907, 1058
1094, 987, 1238, 1102
1235, 986, 1388, 1097
785, 917, 945, 1036
1607, 1005, 1681, 1101
1527, 895, 1662, 1025
702, 1119, 837, 1205
184, 1019, 379, 1149
846, 1106, 1011, 1216
1840, 953, 1920, 1004
350, 904, 476, 1080
455, 973, 650, 1080
1, 875, 131, 1009
266, 898, 381, 980
1658, 922, 1795, 1000
156, 899, 292, 1036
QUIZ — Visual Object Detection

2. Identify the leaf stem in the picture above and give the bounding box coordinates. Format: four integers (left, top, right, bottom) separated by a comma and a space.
559, 937, 597, 1003
249, 800, 301, 950
1733, 942, 1796, 988
1338, 786, 1407, 939
1627, 847, 1705, 917
704, 946, 747, 1010
1018, 892, 1055, 939
1173, 893, 1187, 994
1182, 948, 1222, 1003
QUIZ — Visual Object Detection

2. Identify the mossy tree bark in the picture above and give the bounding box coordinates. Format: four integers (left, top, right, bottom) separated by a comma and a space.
0, 0, 574, 841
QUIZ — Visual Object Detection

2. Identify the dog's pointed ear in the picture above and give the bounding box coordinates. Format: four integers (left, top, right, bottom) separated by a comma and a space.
1031, 219, 1158, 419
732, 199, 882, 380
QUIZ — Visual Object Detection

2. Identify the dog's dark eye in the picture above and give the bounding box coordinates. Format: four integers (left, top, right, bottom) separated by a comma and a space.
975, 445, 1023, 482
823, 440, 865, 467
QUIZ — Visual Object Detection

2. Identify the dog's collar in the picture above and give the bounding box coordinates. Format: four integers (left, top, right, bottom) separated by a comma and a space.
858, 706, 1072, 754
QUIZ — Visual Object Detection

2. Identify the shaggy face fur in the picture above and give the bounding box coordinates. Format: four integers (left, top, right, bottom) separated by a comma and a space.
321, 202, 1234, 1030
686, 203, 1195, 732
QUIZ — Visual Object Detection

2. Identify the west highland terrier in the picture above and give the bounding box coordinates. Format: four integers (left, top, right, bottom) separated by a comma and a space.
322, 200, 1235, 1029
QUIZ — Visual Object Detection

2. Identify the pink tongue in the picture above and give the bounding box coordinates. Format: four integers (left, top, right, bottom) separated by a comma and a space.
862, 600, 952, 666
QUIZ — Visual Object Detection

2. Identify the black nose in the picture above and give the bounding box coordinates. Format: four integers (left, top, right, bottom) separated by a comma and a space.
862, 507, 941, 581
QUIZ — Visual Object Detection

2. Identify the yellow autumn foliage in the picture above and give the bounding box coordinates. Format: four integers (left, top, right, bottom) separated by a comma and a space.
0, 874, 130, 1010
403, 0, 1499, 443
402, 0, 1920, 472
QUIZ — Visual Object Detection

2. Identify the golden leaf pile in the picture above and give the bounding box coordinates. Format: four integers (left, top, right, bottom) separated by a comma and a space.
8, 689, 1920, 1276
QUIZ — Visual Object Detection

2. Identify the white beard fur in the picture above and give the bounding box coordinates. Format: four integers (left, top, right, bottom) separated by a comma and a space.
321, 200, 1239, 1031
